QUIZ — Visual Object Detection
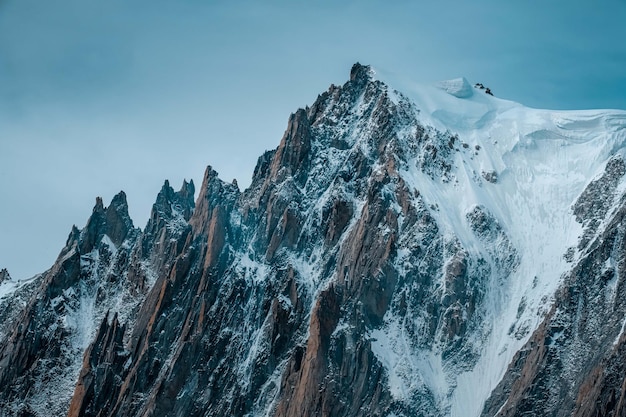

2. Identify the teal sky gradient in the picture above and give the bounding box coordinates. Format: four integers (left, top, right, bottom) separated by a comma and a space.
1, 0, 625, 279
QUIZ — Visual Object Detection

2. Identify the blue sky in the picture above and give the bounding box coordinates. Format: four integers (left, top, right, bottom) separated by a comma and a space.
1, 0, 625, 280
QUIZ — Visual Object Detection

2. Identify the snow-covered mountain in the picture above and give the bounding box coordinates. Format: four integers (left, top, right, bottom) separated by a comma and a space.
1, 63, 626, 417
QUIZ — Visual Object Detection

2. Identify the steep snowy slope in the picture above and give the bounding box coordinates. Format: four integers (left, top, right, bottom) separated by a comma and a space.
373, 67, 626, 415
1, 63, 625, 417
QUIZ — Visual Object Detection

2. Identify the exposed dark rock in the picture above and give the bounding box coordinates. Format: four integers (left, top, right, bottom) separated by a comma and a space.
268, 109, 313, 186
350, 62, 373, 86
0, 268, 11, 284
0, 269, 10, 284
467, 205, 519, 276
573, 156, 626, 249
0, 185, 190, 415
482, 170, 498, 183
323, 199, 354, 246
67, 313, 127, 417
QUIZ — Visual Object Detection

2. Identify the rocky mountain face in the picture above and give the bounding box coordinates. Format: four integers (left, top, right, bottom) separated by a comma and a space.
1, 64, 626, 417
0, 183, 194, 417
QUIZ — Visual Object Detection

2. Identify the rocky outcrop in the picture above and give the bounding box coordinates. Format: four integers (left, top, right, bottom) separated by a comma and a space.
0, 273, 41, 346
137, 179, 196, 282
0, 231, 84, 415
574, 156, 626, 249
78, 192, 134, 254
67, 313, 127, 417
0, 269, 9, 284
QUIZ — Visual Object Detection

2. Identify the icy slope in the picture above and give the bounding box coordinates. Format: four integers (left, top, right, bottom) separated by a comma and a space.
371, 68, 626, 416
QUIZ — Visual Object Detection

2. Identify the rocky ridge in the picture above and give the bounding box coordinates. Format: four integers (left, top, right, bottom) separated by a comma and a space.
0, 64, 625, 416
0, 182, 194, 416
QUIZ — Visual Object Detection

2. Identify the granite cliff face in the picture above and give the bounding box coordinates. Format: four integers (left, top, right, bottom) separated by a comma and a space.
1, 64, 626, 416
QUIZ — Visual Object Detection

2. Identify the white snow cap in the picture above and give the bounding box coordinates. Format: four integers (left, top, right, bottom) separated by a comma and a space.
436, 77, 473, 98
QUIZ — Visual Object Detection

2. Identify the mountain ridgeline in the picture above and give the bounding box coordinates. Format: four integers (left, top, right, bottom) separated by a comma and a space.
1, 64, 626, 416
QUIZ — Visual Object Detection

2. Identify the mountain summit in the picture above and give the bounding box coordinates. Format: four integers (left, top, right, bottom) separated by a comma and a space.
0, 269, 9, 285
1, 63, 626, 416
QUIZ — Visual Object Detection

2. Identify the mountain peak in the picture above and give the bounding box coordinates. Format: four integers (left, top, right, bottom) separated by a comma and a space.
105, 191, 134, 246
109, 191, 130, 220
0, 268, 10, 284
153, 178, 196, 220
79, 192, 136, 252
4, 64, 626, 417
93, 196, 104, 212
350, 62, 373, 84
180, 178, 195, 197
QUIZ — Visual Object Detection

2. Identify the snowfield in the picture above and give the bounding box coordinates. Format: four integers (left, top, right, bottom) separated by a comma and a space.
371, 68, 626, 416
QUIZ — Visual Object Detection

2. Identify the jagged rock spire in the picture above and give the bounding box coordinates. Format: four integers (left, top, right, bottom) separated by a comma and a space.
106, 191, 134, 246
268, 108, 313, 185
0, 268, 10, 284
153, 179, 195, 221
79, 192, 135, 253
349, 62, 373, 84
